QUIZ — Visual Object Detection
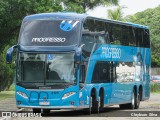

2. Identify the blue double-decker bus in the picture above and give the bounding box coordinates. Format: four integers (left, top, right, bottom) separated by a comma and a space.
6, 12, 151, 114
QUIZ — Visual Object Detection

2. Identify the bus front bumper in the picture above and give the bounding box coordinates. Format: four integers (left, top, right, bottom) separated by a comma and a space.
17, 105, 89, 109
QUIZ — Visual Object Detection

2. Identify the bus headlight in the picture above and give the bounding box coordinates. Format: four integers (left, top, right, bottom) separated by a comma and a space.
17, 91, 28, 99
62, 92, 76, 99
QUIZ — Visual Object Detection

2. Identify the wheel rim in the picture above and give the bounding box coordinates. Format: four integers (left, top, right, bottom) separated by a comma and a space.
89, 96, 92, 113
98, 96, 100, 108
131, 92, 135, 108
137, 94, 140, 106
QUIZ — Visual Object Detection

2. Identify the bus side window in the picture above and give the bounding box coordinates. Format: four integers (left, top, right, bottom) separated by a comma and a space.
80, 65, 86, 83
83, 19, 95, 32
82, 19, 95, 58
105, 23, 110, 44
94, 20, 106, 44
129, 27, 136, 46
109, 24, 121, 45
110, 62, 116, 83
121, 25, 129, 46
92, 62, 111, 83
135, 28, 143, 47
143, 29, 150, 48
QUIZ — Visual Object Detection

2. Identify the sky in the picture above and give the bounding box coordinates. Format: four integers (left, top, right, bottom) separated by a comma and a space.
87, 0, 160, 18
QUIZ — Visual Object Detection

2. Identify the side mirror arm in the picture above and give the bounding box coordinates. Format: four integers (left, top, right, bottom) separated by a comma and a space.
6, 45, 18, 64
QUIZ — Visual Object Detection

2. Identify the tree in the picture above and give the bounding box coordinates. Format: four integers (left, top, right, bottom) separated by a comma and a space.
0, 0, 63, 90
107, 6, 125, 20
62, 0, 119, 13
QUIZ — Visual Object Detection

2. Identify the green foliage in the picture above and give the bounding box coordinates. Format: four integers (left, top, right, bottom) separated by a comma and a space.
150, 83, 160, 93
0, 45, 15, 91
0, 91, 15, 100
63, 2, 85, 13
107, 6, 125, 20
124, 5, 160, 67
8, 84, 15, 91
62, 0, 119, 12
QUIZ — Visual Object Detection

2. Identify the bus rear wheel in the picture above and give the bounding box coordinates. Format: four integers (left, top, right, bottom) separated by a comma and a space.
135, 92, 140, 109
129, 89, 136, 109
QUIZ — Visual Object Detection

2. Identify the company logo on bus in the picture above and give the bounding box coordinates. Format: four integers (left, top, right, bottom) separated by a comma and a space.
102, 47, 121, 59
32, 37, 66, 43
60, 20, 79, 32
60, 22, 73, 31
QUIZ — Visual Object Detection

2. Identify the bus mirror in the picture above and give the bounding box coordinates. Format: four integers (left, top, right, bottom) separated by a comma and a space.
6, 45, 17, 64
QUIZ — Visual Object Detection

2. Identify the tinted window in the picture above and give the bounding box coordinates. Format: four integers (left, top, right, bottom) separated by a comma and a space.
110, 24, 122, 45
92, 62, 110, 83
82, 19, 110, 58
129, 27, 136, 46
143, 29, 150, 48
135, 28, 143, 47
94, 20, 107, 44
19, 20, 80, 46
121, 25, 129, 46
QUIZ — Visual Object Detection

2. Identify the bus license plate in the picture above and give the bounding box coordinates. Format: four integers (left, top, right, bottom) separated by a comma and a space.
39, 101, 50, 105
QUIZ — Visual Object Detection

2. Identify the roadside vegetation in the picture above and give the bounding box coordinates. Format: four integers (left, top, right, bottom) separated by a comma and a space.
0, 91, 15, 101
0, 84, 15, 100
150, 83, 160, 93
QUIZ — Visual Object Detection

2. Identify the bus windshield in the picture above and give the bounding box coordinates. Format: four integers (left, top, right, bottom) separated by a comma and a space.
17, 53, 76, 88
19, 20, 80, 46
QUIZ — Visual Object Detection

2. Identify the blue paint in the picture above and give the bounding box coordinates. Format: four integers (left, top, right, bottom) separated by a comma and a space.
47, 54, 54, 60
60, 21, 73, 31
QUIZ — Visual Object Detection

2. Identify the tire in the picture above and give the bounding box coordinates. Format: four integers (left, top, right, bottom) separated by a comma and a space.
86, 94, 98, 114
135, 92, 140, 109
93, 99, 99, 114
119, 104, 127, 109
43, 109, 50, 114
84, 96, 92, 115
33, 108, 41, 113
99, 94, 104, 112
88, 96, 92, 115
128, 89, 136, 109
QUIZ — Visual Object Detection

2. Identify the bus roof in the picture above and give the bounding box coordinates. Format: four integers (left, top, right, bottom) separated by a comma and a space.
23, 12, 149, 29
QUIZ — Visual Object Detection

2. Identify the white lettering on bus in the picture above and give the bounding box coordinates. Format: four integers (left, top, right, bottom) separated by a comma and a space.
32, 37, 66, 43
102, 47, 121, 59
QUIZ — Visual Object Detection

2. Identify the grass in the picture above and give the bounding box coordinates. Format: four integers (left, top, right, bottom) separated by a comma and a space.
8, 84, 15, 91
0, 91, 15, 101
150, 83, 160, 93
